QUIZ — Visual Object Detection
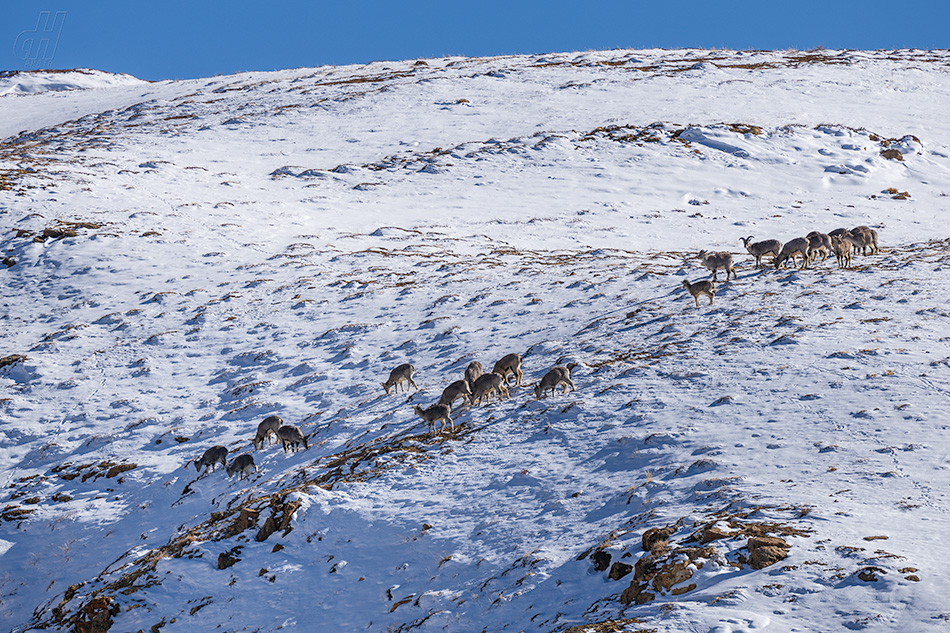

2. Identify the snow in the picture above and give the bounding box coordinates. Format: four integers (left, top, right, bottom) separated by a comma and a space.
0, 69, 148, 96
1, 49, 949, 632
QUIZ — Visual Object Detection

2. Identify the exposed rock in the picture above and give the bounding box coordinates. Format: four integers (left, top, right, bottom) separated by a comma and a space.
0, 354, 26, 369
238, 508, 259, 530
620, 552, 659, 605
1, 507, 35, 522
217, 552, 240, 570
591, 549, 611, 572
621, 542, 706, 604
608, 561, 633, 580
880, 148, 903, 161
279, 499, 301, 531
74, 596, 118, 633
221, 509, 254, 539
619, 581, 655, 605
42, 226, 78, 240
255, 516, 277, 542
701, 526, 733, 543
680, 546, 717, 563
748, 535, 790, 569
106, 463, 136, 478
560, 618, 651, 633
857, 566, 886, 582
634, 552, 656, 580
672, 582, 697, 596
651, 558, 693, 592
641, 525, 676, 551
61, 220, 102, 230
635, 590, 655, 605
748, 535, 788, 549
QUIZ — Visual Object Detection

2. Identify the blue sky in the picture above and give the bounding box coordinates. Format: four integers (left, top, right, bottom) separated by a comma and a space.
4, 1, 948, 80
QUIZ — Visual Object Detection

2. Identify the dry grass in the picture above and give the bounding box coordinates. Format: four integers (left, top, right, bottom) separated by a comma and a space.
560, 619, 655, 633
0, 354, 27, 369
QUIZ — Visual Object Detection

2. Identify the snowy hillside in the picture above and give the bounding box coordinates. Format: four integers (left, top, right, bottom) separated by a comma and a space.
1, 49, 949, 633
0, 69, 147, 96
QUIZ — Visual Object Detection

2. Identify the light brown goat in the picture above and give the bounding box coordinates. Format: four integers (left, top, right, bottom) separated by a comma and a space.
472, 372, 510, 405
830, 234, 853, 268
682, 279, 714, 307
413, 403, 453, 433
492, 353, 523, 387
774, 237, 810, 270
382, 363, 418, 395
698, 250, 737, 281
253, 415, 282, 450
226, 454, 257, 479
464, 361, 484, 390
739, 236, 782, 268
276, 425, 308, 453
535, 364, 577, 399
806, 231, 833, 263
195, 445, 228, 473
439, 379, 472, 409
850, 226, 880, 255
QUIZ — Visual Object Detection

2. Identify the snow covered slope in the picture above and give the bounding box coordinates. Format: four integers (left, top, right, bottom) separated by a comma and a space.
1, 49, 949, 633
0, 69, 147, 96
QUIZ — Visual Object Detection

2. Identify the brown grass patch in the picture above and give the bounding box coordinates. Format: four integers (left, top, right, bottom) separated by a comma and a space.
561, 619, 654, 633
0, 354, 26, 369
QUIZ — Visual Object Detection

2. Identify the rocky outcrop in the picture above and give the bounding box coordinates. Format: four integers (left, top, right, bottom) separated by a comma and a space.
747, 536, 790, 570
641, 525, 676, 551
74, 596, 118, 633
591, 549, 611, 572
